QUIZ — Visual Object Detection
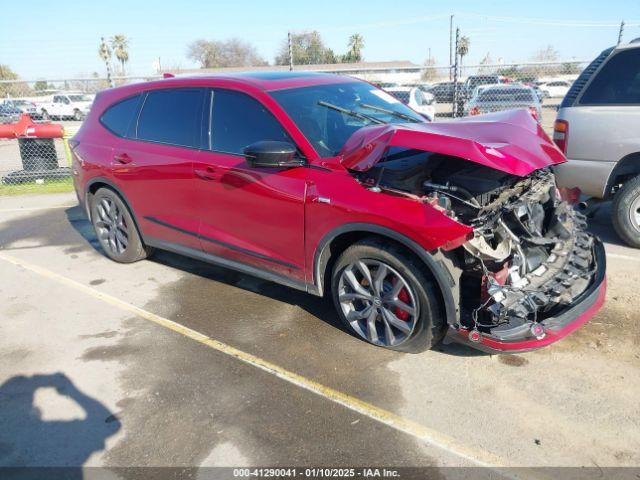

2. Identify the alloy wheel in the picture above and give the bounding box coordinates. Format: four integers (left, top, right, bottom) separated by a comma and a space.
630, 194, 640, 232
337, 259, 418, 347
95, 197, 129, 255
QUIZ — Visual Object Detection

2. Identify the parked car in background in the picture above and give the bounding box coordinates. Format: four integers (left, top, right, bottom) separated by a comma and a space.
430, 81, 455, 103
539, 80, 572, 98
38, 93, 93, 121
1, 99, 38, 117
553, 40, 640, 247
462, 75, 508, 97
71, 72, 605, 353
464, 85, 542, 121
384, 85, 436, 121
0, 103, 22, 124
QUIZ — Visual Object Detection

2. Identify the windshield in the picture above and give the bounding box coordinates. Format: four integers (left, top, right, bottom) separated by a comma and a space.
68, 95, 92, 102
478, 88, 535, 103
270, 82, 424, 157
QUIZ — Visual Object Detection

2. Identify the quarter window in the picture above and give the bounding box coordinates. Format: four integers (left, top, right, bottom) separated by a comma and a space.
100, 95, 141, 137
211, 89, 292, 155
137, 89, 204, 147
580, 49, 640, 105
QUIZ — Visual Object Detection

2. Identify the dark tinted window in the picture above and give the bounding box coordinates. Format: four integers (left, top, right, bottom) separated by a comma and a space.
580, 48, 640, 105
478, 88, 535, 103
211, 89, 292, 155
137, 89, 204, 147
100, 95, 140, 137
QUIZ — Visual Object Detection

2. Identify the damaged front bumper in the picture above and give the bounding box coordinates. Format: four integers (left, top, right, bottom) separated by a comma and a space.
446, 238, 606, 353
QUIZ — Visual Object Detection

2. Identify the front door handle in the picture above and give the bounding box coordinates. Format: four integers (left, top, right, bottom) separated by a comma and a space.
113, 153, 132, 164
195, 166, 216, 181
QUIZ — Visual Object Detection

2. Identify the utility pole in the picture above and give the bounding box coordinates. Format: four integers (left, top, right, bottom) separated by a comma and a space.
617, 20, 625, 45
449, 15, 454, 80
452, 27, 460, 118
288, 31, 294, 71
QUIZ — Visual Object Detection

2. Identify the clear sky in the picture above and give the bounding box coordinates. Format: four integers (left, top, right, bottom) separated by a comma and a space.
1, 0, 639, 79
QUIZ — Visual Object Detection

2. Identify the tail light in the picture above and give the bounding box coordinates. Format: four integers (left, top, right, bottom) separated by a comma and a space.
469, 106, 481, 116
528, 107, 539, 122
553, 120, 569, 154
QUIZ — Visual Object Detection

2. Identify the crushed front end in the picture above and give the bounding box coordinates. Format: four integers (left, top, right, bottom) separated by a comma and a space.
432, 167, 606, 352
342, 110, 606, 352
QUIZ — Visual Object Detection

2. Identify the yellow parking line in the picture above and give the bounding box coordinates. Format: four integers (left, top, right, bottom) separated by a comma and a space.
0, 250, 504, 468
0, 205, 75, 213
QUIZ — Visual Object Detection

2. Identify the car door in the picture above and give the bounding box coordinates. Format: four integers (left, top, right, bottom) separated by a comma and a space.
194, 88, 307, 282
110, 87, 206, 251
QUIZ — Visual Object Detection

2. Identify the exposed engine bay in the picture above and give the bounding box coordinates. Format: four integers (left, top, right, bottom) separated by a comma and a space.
356, 147, 597, 340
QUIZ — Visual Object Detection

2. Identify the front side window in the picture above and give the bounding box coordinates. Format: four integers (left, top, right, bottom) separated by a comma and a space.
271, 82, 424, 158
137, 88, 204, 147
580, 48, 640, 105
211, 89, 292, 155
100, 94, 141, 137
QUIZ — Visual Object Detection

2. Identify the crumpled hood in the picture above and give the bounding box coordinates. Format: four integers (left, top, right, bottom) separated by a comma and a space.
339, 109, 566, 177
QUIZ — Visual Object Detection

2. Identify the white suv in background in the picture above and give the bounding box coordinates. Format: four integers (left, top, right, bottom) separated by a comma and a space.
553, 40, 640, 247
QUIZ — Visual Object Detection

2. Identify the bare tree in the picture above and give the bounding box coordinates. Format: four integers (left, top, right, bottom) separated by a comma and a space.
187, 38, 267, 68
532, 45, 559, 62
421, 57, 438, 81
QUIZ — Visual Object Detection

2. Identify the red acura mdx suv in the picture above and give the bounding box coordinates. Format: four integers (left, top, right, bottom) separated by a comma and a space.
71, 72, 606, 353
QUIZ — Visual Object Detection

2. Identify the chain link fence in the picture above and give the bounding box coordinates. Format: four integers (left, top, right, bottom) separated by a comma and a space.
0, 62, 583, 195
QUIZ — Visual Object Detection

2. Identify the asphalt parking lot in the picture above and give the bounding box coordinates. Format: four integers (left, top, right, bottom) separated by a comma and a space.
1, 192, 639, 474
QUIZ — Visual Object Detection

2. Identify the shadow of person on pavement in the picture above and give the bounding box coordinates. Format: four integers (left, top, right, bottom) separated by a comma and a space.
0, 372, 121, 479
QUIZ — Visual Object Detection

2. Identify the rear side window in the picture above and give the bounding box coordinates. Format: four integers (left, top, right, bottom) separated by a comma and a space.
137, 89, 204, 147
211, 89, 292, 155
580, 49, 640, 105
100, 95, 140, 137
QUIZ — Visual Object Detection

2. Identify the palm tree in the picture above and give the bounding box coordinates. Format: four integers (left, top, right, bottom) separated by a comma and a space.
347, 33, 364, 62
457, 36, 470, 68
98, 37, 114, 87
110, 35, 130, 76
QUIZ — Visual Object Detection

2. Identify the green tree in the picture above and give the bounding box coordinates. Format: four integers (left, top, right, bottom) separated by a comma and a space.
275, 31, 336, 65
343, 33, 364, 63
34, 80, 49, 91
0, 64, 29, 98
110, 35, 130, 75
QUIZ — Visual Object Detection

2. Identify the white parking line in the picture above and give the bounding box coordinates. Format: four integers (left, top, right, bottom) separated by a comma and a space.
0, 250, 505, 468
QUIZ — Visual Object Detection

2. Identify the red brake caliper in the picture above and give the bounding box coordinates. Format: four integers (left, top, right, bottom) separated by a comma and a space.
391, 277, 411, 321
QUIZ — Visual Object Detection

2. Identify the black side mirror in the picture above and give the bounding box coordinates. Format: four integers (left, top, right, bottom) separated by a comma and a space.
243, 141, 304, 168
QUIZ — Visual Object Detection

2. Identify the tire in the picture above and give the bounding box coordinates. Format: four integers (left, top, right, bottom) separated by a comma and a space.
612, 175, 640, 248
331, 237, 445, 353
90, 188, 152, 263
41, 110, 50, 121
73, 109, 83, 121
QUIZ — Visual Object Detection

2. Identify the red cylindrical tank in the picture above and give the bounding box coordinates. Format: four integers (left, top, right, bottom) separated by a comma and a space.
0, 114, 64, 139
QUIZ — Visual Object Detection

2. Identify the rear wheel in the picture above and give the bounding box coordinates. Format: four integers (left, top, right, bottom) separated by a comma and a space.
40, 109, 50, 121
331, 238, 445, 353
73, 109, 83, 121
90, 188, 152, 263
612, 175, 640, 248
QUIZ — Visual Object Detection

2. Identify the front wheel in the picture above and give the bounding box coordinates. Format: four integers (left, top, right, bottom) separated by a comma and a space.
331, 238, 445, 353
90, 188, 152, 263
612, 175, 640, 248
40, 110, 50, 121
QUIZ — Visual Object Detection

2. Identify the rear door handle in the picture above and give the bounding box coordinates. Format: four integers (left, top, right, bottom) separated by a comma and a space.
195, 166, 216, 181
113, 153, 132, 164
